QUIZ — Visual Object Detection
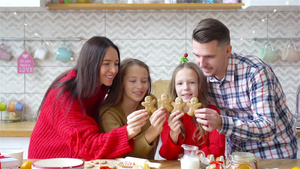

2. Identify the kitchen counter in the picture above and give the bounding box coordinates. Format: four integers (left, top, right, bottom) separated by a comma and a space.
0, 120, 299, 138
0, 121, 36, 137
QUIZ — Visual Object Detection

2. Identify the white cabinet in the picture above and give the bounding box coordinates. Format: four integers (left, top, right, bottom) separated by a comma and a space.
0, 0, 45, 7
0, 137, 30, 159
242, 0, 300, 9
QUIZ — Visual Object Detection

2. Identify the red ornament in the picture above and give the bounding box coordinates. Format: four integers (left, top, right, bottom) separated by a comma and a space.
184, 53, 188, 57
209, 161, 224, 169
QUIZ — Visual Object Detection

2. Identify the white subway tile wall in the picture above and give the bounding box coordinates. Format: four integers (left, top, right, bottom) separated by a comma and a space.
0, 8, 299, 124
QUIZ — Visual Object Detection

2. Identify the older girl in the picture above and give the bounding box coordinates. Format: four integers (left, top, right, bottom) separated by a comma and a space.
99, 58, 167, 159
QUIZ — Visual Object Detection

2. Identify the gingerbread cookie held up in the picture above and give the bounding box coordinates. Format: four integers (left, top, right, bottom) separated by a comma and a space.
141, 95, 157, 115
171, 97, 186, 114
187, 97, 202, 116
158, 93, 173, 113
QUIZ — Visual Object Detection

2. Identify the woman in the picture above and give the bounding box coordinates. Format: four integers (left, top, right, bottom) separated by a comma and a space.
99, 58, 167, 159
28, 36, 149, 160
159, 62, 225, 160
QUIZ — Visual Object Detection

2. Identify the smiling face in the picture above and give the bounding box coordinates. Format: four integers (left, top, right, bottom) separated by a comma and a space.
175, 67, 199, 103
193, 40, 231, 81
123, 65, 149, 103
99, 46, 119, 87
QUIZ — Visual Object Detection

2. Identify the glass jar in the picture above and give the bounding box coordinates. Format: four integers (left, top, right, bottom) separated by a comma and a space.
227, 152, 257, 169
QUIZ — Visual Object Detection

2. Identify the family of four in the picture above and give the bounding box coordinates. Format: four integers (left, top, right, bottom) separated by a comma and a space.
28, 18, 298, 160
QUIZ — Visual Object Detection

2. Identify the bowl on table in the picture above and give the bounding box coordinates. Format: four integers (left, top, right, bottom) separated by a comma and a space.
32, 158, 84, 169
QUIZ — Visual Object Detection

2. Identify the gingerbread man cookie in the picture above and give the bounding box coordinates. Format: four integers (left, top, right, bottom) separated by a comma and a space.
158, 93, 173, 113
171, 97, 186, 114
141, 95, 157, 114
186, 97, 202, 116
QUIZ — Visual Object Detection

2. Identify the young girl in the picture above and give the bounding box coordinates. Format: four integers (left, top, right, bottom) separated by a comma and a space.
28, 37, 149, 160
99, 58, 167, 159
159, 62, 225, 160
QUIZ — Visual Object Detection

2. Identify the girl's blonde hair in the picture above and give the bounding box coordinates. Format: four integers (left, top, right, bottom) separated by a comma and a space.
169, 62, 208, 144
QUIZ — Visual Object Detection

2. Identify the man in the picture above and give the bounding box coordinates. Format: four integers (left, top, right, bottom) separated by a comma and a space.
193, 18, 298, 159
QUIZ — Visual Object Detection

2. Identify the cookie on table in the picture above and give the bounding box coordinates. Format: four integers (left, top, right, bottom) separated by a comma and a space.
157, 93, 173, 113
91, 160, 107, 164
141, 95, 157, 115
84, 162, 95, 168
171, 97, 186, 114
186, 97, 202, 116
132, 163, 150, 169
117, 161, 135, 168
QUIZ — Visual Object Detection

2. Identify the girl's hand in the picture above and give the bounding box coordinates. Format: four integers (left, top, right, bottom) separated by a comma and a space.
144, 107, 168, 144
168, 110, 184, 144
126, 110, 149, 140
149, 107, 167, 133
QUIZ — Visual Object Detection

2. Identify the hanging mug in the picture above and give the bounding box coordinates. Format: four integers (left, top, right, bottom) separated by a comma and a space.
56, 44, 72, 62
7, 100, 16, 112
0, 100, 6, 111
15, 100, 24, 111
34, 43, 48, 60
281, 42, 300, 62
0, 44, 12, 61
260, 43, 278, 62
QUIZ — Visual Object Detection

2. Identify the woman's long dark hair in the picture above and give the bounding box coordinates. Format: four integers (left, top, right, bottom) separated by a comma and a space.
38, 36, 120, 116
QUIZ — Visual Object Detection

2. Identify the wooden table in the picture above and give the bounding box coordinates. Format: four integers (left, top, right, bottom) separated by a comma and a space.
155, 159, 300, 169
28, 159, 300, 169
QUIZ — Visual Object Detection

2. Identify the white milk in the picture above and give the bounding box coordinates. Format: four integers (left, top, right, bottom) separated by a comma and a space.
180, 156, 200, 169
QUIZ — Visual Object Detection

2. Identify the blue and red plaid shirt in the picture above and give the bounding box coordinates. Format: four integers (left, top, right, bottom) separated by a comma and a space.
207, 53, 298, 159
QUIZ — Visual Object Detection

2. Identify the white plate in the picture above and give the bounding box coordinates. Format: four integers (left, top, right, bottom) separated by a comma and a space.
33, 158, 84, 169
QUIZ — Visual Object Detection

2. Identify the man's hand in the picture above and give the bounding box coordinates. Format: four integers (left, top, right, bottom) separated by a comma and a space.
195, 108, 222, 132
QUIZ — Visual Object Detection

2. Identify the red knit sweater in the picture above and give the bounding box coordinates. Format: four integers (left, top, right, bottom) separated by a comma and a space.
159, 105, 225, 160
28, 70, 134, 160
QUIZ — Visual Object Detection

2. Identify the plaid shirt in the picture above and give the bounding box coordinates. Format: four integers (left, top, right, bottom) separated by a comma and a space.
207, 53, 298, 159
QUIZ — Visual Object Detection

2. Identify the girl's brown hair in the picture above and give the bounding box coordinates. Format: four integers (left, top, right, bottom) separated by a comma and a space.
100, 58, 152, 113
169, 62, 208, 144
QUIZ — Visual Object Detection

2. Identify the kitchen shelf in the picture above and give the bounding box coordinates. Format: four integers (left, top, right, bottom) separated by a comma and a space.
45, 3, 244, 10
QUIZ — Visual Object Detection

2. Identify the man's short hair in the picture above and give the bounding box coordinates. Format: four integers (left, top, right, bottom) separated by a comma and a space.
192, 18, 230, 46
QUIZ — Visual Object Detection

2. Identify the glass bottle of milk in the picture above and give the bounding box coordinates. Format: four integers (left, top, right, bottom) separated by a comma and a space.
181, 144, 204, 169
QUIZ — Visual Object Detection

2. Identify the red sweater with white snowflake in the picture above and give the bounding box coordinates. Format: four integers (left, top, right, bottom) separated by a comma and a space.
159, 105, 225, 160
28, 70, 134, 160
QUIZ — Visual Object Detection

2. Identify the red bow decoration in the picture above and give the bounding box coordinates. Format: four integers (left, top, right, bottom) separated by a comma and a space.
209, 161, 224, 169
0, 153, 9, 159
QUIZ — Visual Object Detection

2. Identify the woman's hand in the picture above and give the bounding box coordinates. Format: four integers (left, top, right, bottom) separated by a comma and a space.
126, 110, 149, 140
168, 110, 184, 144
